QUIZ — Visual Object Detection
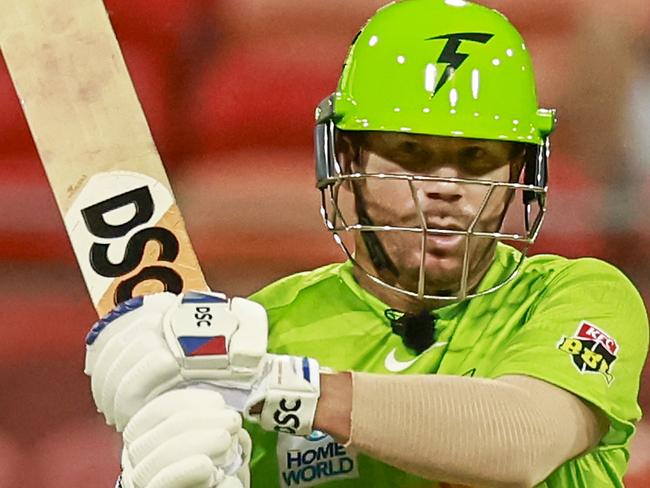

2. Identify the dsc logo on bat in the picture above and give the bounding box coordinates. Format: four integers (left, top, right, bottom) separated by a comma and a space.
65, 172, 191, 312
81, 185, 183, 304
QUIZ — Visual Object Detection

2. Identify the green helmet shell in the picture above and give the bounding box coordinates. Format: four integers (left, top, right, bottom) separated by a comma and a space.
332, 0, 555, 144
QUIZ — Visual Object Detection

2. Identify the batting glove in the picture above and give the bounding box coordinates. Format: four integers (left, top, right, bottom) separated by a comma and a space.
85, 291, 267, 430
86, 291, 321, 436
118, 389, 250, 488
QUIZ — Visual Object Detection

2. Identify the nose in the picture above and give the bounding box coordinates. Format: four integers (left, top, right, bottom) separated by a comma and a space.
419, 166, 463, 203
423, 184, 462, 202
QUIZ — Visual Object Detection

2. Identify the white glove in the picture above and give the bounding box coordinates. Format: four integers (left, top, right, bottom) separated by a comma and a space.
243, 355, 321, 437
119, 389, 251, 488
86, 291, 321, 436
85, 291, 267, 430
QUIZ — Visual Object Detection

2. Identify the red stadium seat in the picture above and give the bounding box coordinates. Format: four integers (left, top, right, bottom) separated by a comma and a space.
103, 0, 220, 160
0, 289, 94, 362
0, 433, 22, 487
0, 152, 78, 264
531, 152, 606, 258
104, 0, 214, 52
186, 38, 344, 154
31, 420, 120, 487
215, 0, 387, 42
0, 55, 36, 157
477, 0, 579, 35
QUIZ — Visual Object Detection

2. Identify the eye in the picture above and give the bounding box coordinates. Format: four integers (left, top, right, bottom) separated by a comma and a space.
398, 141, 420, 154
394, 140, 429, 162
461, 146, 486, 161
460, 146, 507, 176
390, 141, 431, 169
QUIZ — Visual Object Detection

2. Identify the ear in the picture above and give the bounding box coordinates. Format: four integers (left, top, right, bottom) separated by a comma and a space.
509, 142, 527, 183
336, 130, 364, 174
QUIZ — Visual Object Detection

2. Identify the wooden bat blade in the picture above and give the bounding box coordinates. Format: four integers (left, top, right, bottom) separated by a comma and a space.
0, 0, 208, 316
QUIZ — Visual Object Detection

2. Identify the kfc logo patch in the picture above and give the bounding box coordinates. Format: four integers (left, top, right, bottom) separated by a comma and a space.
557, 322, 618, 384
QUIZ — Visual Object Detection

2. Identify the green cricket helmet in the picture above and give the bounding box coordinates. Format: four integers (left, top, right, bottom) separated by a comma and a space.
320, 0, 555, 143
314, 0, 557, 301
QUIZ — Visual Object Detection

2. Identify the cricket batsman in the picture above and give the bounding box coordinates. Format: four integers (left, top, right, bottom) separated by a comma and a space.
84, 0, 649, 486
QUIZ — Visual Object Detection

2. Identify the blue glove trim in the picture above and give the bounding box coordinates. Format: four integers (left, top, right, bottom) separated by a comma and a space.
181, 292, 226, 304
85, 296, 144, 345
302, 357, 311, 382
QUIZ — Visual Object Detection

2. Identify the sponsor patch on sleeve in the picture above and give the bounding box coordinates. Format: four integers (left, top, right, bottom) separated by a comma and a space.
557, 321, 618, 385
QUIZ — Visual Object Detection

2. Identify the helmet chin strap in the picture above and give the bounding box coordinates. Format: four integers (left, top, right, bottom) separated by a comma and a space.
354, 191, 400, 278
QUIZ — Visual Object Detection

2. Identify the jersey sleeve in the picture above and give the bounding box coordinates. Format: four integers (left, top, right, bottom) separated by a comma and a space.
487, 258, 648, 447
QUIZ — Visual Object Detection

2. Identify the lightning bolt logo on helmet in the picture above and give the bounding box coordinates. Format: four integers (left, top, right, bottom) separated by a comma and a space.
426, 32, 494, 94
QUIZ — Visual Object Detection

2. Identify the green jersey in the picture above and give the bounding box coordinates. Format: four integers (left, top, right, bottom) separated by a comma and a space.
246, 244, 648, 488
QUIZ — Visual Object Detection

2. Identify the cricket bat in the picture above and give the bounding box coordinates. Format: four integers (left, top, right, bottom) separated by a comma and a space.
0, 0, 209, 317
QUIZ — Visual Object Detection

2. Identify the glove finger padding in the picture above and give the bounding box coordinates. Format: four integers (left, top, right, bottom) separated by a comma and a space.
93, 330, 164, 420
121, 446, 245, 488
88, 293, 178, 425
132, 429, 235, 487
86, 293, 177, 375
123, 390, 249, 488
234, 429, 252, 487
120, 448, 136, 488
134, 454, 223, 488
215, 478, 246, 488
124, 389, 227, 444
128, 409, 242, 465
112, 350, 182, 431
146, 454, 220, 488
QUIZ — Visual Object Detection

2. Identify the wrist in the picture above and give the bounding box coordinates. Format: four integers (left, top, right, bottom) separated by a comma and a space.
314, 371, 353, 443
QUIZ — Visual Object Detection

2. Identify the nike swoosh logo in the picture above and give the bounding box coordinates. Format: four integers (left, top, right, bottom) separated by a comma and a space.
384, 342, 449, 372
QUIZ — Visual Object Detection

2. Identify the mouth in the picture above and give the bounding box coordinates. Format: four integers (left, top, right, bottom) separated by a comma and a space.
424, 220, 466, 233
423, 221, 467, 253
425, 234, 465, 253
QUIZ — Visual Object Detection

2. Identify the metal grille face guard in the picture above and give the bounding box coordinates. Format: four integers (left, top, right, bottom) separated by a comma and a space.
316, 122, 550, 302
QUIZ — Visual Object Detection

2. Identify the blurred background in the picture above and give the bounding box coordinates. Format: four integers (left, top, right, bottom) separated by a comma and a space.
1, 0, 649, 485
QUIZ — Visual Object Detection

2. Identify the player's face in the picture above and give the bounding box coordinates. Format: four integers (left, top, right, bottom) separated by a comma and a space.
342, 131, 524, 297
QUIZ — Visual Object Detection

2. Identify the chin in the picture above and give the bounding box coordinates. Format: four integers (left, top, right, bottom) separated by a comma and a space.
425, 251, 464, 274
396, 254, 464, 294
423, 272, 464, 294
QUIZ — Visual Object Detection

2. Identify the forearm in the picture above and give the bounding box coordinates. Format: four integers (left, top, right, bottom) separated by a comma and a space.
313, 372, 353, 441
314, 373, 605, 487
